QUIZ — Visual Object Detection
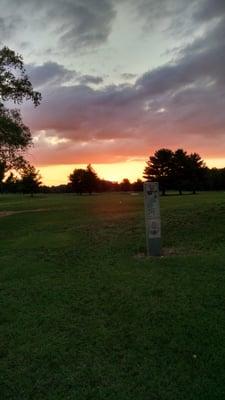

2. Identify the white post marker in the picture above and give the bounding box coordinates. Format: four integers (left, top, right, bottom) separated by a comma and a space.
144, 182, 161, 256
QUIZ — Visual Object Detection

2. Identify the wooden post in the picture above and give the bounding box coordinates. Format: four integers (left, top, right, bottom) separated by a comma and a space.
144, 182, 161, 256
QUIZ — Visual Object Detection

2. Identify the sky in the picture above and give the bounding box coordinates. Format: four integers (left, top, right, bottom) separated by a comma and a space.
0, 0, 225, 184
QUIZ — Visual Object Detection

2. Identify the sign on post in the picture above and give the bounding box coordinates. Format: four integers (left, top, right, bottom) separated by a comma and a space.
144, 182, 161, 256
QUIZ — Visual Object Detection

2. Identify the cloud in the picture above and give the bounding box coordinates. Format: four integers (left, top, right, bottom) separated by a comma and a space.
22, 1, 225, 165
78, 75, 104, 85
121, 73, 137, 81
26, 62, 78, 88
55, 0, 116, 51
131, 0, 198, 35
194, 0, 225, 21
0, 0, 117, 53
2, 0, 225, 166
0, 14, 24, 43
26, 61, 105, 89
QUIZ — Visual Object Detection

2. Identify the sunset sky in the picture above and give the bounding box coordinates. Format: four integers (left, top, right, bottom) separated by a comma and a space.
1, 0, 225, 184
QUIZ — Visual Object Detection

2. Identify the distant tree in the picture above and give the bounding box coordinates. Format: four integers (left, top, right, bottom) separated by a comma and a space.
98, 179, 112, 192
172, 149, 188, 195
143, 148, 174, 195
0, 47, 41, 170
69, 168, 87, 195
206, 168, 225, 190
144, 148, 206, 195
20, 164, 42, 196
85, 164, 99, 194
186, 152, 206, 194
3, 172, 20, 193
0, 160, 6, 192
132, 179, 143, 192
120, 178, 131, 192
69, 164, 99, 195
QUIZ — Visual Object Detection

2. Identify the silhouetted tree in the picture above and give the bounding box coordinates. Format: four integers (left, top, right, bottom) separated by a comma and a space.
20, 164, 42, 196
172, 149, 188, 195
69, 168, 86, 195
132, 179, 143, 192
69, 164, 99, 195
85, 164, 99, 194
144, 148, 206, 195
206, 168, 225, 190
0, 160, 6, 192
0, 47, 41, 170
186, 152, 206, 194
143, 148, 174, 195
3, 172, 20, 193
120, 178, 131, 192
98, 179, 113, 192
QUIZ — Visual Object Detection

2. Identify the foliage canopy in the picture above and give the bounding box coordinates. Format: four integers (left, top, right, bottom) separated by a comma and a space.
144, 148, 206, 195
69, 164, 99, 195
0, 46, 41, 169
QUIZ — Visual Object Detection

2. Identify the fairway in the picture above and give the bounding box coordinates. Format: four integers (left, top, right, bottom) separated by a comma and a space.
1, 192, 225, 399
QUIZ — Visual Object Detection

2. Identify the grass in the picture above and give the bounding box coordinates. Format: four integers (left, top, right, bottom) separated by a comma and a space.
1, 192, 225, 399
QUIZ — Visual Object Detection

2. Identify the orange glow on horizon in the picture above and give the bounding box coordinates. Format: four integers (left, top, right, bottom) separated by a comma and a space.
37, 161, 145, 186
37, 158, 225, 186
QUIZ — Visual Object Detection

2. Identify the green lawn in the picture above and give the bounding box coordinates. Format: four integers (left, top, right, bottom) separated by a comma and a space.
1, 192, 225, 399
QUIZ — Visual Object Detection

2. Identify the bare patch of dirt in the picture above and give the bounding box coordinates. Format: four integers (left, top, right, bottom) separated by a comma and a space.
0, 208, 50, 218
134, 246, 202, 259
134, 252, 146, 259
0, 211, 15, 218
162, 247, 182, 256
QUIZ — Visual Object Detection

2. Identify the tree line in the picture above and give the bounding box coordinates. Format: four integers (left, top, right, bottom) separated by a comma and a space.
0, 163, 143, 195
144, 148, 225, 195
2, 155, 225, 196
144, 148, 204, 195
1, 46, 225, 197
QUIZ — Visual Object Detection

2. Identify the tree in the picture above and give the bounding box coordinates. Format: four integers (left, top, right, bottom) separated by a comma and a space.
186, 152, 206, 194
120, 178, 131, 192
143, 148, 174, 195
69, 168, 87, 195
20, 164, 42, 196
172, 148, 188, 195
206, 168, 225, 190
144, 148, 207, 195
132, 179, 143, 192
69, 164, 99, 195
85, 164, 99, 194
3, 172, 20, 193
0, 160, 6, 192
0, 46, 41, 170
